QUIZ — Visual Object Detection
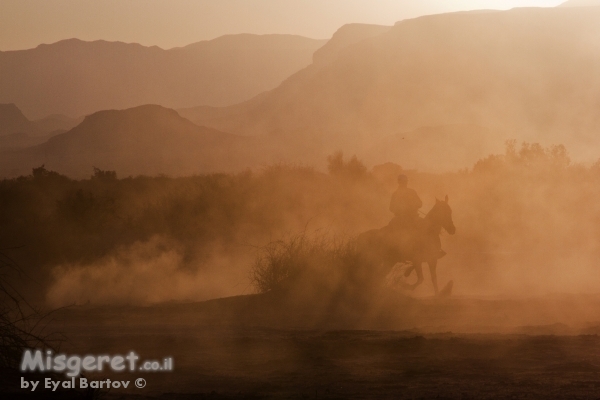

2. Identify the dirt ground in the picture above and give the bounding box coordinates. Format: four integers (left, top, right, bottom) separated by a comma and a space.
12, 292, 600, 399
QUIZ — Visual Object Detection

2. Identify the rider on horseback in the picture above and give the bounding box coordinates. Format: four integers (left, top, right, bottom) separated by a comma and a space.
355, 174, 454, 294
387, 174, 446, 259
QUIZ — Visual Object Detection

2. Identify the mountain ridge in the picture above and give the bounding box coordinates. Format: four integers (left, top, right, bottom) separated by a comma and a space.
0, 34, 327, 118
180, 6, 600, 161
0, 105, 256, 178
0, 103, 34, 136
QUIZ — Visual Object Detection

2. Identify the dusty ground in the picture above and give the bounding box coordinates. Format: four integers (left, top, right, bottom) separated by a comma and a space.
11, 292, 600, 399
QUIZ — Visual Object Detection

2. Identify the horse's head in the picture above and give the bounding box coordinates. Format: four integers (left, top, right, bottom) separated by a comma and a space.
433, 195, 456, 235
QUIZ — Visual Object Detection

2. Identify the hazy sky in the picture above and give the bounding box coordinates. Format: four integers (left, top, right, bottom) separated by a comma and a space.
0, 0, 565, 51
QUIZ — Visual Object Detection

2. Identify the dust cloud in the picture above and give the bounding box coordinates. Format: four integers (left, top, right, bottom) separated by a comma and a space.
36, 142, 600, 321
438, 142, 600, 298
47, 236, 250, 307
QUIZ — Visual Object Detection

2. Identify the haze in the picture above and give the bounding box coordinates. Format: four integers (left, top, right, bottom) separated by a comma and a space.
1, 0, 563, 51
4, 1, 600, 397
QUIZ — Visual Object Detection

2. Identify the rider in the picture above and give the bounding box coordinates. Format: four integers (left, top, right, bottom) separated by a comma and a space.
389, 174, 447, 259
389, 174, 447, 274
389, 174, 422, 230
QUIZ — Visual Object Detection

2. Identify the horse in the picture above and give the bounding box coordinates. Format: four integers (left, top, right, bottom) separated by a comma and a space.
356, 195, 456, 296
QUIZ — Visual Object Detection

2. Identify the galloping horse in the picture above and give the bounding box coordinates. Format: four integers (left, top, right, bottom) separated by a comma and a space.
356, 196, 456, 295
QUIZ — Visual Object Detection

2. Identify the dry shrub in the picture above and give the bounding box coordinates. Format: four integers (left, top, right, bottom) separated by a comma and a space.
250, 232, 368, 299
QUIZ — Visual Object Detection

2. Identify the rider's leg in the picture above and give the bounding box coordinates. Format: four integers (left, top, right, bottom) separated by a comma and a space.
428, 259, 439, 295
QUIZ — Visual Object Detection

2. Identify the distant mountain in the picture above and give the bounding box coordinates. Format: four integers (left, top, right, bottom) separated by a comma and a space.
559, 0, 600, 6
179, 24, 392, 138
0, 103, 36, 136
181, 7, 600, 165
0, 103, 81, 153
0, 105, 256, 178
0, 132, 48, 150
7, 8, 600, 177
0, 35, 327, 118
312, 23, 392, 66
32, 114, 83, 135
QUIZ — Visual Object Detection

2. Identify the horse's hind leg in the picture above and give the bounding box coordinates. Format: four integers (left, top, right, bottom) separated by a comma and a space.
428, 259, 439, 295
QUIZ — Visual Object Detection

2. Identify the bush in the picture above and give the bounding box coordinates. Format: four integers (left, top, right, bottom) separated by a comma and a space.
250, 232, 364, 297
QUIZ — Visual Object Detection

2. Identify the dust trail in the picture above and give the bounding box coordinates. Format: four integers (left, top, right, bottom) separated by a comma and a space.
47, 236, 248, 306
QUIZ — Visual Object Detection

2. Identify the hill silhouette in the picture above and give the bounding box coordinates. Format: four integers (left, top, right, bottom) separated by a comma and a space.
5, 8, 600, 176
0, 105, 253, 178
0, 132, 52, 151
312, 23, 392, 66
181, 7, 600, 165
0, 103, 83, 151
0, 35, 326, 118
31, 114, 83, 135
0, 103, 36, 136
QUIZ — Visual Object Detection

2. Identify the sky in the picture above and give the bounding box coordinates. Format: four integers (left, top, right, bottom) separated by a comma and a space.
0, 0, 565, 51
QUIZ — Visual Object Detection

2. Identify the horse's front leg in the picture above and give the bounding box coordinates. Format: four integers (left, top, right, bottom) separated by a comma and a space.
428, 259, 439, 295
